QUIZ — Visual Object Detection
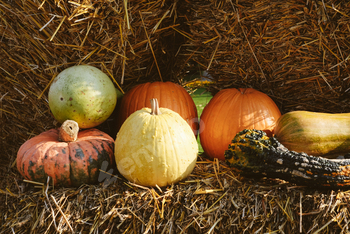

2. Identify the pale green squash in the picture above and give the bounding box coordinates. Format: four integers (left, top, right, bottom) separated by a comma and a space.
48, 65, 117, 129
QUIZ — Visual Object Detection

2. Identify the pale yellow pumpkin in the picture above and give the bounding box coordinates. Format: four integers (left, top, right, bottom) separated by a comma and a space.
115, 98, 198, 187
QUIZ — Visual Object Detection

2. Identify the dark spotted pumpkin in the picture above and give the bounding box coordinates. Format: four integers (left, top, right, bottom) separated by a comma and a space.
17, 120, 115, 187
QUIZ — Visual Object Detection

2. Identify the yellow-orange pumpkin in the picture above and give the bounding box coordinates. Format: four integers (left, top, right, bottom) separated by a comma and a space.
17, 120, 115, 187
116, 81, 198, 137
199, 88, 281, 160
115, 99, 198, 187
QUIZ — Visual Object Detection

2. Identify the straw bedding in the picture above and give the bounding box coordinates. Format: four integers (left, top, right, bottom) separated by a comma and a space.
3, 157, 350, 233
1, 0, 350, 233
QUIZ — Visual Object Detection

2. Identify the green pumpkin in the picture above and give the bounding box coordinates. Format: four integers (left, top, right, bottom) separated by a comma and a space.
48, 65, 117, 129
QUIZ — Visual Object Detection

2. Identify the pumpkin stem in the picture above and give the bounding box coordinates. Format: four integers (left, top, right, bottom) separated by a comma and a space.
150, 98, 161, 115
58, 120, 79, 142
239, 88, 247, 94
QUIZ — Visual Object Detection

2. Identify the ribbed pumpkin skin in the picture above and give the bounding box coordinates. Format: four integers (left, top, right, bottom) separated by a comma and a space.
17, 128, 114, 187
199, 88, 281, 160
116, 82, 198, 137
115, 106, 198, 187
274, 111, 350, 158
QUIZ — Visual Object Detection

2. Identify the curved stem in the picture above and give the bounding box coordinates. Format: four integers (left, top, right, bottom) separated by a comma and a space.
150, 98, 161, 115
58, 120, 79, 142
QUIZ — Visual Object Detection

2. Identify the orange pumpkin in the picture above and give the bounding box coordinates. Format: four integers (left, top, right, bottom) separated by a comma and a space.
199, 88, 281, 160
116, 81, 199, 137
17, 120, 115, 187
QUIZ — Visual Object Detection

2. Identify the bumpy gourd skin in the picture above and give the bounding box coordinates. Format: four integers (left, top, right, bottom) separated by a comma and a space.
225, 129, 350, 188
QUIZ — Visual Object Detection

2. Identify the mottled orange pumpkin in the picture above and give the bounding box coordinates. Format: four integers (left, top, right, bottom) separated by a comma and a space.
17, 120, 115, 187
116, 81, 198, 137
199, 88, 281, 160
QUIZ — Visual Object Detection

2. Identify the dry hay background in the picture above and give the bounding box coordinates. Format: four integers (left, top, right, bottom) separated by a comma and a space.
177, 0, 350, 113
1, 0, 350, 233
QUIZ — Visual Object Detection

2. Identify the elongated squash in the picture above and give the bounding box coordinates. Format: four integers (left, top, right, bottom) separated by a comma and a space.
225, 129, 350, 188
274, 111, 350, 158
